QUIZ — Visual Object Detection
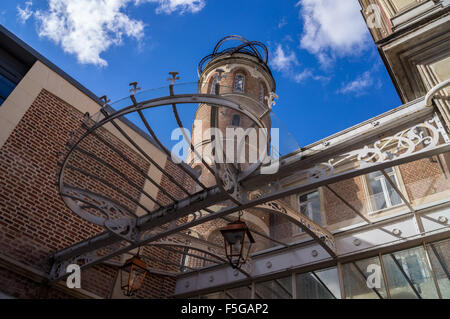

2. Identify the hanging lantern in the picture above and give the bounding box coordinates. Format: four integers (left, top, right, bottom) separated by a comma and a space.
120, 253, 148, 297
220, 219, 255, 269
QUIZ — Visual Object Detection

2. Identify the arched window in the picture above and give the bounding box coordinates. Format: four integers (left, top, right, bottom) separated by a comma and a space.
210, 77, 219, 94
259, 83, 265, 104
233, 74, 245, 93
232, 114, 241, 126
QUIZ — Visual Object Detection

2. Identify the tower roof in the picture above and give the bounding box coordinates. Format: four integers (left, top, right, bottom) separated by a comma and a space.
197, 35, 272, 77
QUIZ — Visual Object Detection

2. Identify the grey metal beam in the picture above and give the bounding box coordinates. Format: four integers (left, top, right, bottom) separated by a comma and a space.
51, 97, 450, 279
52, 187, 226, 261
52, 142, 450, 271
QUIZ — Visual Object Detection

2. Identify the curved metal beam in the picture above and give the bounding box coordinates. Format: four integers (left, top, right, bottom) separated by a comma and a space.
255, 200, 337, 258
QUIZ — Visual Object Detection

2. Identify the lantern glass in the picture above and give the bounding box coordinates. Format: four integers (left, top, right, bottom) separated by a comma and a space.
220, 221, 255, 269
120, 257, 147, 296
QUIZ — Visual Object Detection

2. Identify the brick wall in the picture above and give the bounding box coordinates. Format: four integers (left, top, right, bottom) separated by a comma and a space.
0, 89, 192, 298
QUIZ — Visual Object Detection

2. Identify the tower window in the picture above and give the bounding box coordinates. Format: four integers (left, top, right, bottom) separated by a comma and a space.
232, 114, 241, 126
210, 77, 219, 94
233, 74, 245, 93
259, 83, 265, 104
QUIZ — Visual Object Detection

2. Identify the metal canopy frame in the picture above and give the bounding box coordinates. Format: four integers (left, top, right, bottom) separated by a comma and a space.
50, 77, 450, 284
197, 35, 271, 77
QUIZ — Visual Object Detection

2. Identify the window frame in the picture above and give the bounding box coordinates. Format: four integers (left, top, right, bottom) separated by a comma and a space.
233, 73, 245, 93
259, 82, 266, 105
210, 76, 219, 94
293, 189, 326, 235
231, 114, 241, 127
361, 167, 407, 214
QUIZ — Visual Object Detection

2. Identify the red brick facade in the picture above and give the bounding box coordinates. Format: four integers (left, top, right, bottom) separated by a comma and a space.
0, 89, 191, 298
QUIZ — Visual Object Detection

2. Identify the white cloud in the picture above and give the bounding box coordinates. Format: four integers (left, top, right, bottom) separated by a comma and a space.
31, 0, 145, 67
270, 45, 328, 84
294, 69, 312, 83
17, 1, 33, 23
297, 0, 370, 65
19, 0, 206, 67
278, 17, 287, 29
294, 69, 329, 83
337, 71, 373, 95
271, 45, 298, 72
136, 0, 205, 14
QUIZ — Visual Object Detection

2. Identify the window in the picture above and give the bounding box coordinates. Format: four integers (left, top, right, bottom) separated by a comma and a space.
366, 168, 402, 212
0, 73, 16, 105
231, 114, 241, 126
259, 83, 265, 104
299, 190, 322, 225
210, 77, 219, 94
295, 190, 322, 235
233, 74, 245, 93
0, 48, 30, 106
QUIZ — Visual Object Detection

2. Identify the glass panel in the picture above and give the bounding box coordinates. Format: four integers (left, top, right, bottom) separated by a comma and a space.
315, 267, 342, 299
233, 74, 245, 93
225, 286, 252, 299
210, 78, 219, 94
296, 267, 341, 299
386, 181, 402, 206
0, 74, 16, 105
382, 246, 439, 299
426, 239, 450, 298
297, 190, 322, 234
342, 256, 388, 299
200, 291, 227, 299
232, 114, 241, 126
255, 276, 292, 299
299, 191, 322, 223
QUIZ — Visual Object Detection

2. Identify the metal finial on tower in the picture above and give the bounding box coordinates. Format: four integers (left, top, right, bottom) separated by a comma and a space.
198, 35, 271, 78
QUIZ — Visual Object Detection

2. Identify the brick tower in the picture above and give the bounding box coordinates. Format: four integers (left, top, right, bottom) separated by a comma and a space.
186, 36, 277, 255
188, 36, 276, 187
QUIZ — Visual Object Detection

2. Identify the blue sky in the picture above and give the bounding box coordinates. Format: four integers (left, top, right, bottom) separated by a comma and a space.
2, 0, 401, 148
